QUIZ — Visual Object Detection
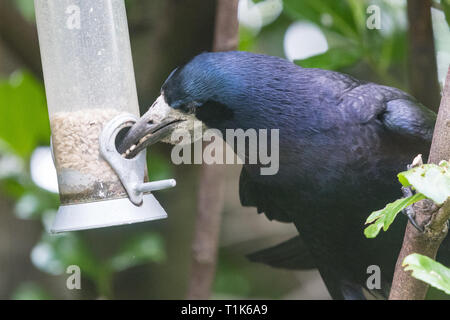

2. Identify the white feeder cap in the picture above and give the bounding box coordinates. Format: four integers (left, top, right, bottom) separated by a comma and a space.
50, 194, 167, 233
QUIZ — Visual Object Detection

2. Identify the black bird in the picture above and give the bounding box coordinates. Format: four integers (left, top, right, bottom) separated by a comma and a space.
119, 51, 444, 299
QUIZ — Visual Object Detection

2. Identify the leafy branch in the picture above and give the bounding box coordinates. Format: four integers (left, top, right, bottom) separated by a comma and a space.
364, 192, 426, 239
364, 157, 450, 296
364, 160, 450, 238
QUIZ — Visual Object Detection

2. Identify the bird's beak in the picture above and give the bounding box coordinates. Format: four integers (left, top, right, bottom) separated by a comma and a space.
117, 95, 182, 158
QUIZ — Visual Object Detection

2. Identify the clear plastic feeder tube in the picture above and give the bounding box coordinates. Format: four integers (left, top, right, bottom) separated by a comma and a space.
35, 0, 140, 204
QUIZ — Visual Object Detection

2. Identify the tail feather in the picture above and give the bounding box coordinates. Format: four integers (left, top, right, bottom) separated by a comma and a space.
246, 236, 316, 270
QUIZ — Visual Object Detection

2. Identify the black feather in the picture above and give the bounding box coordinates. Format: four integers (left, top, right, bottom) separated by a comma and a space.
159, 51, 443, 299
247, 236, 316, 270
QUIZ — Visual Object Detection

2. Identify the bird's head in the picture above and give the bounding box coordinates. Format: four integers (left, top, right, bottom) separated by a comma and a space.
118, 52, 242, 155
118, 51, 295, 157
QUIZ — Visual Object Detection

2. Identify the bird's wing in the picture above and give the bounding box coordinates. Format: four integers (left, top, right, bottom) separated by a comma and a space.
246, 236, 317, 270
239, 166, 292, 222
339, 83, 436, 141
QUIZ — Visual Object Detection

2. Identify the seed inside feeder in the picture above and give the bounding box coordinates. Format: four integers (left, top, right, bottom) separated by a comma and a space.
50, 109, 127, 204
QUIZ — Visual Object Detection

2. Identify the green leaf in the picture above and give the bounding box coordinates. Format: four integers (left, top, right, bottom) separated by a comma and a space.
108, 233, 166, 272
403, 253, 450, 295
0, 142, 25, 180
346, 0, 366, 36
398, 162, 450, 205
295, 47, 361, 70
147, 152, 174, 182
0, 71, 50, 157
364, 193, 426, 238
213, 252, 252, 297
442, 0, 450, 27
14, 189, 59, 220
14, 0, 36, 21
239, 26, 258, 52
282, 0, 359, 39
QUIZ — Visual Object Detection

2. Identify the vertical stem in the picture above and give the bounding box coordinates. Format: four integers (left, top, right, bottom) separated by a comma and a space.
390, 2, 447, 299
407, 0, 440, 111
186, 160, 226, 299
186, 0, 239, 300
389, 68, 450, 300
388, 202, 444, 300
429, 67, 450, 164
212, 0, 240, 52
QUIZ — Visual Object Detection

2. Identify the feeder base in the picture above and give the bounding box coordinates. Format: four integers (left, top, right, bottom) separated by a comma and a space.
50, 194, 168, 233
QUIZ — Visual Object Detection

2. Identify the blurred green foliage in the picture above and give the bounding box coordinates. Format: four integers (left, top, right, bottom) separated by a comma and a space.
213, 250, 300, 298
241, 0, 410, 89
11, 282, 52, 300
296, 47, 362, 71
30, 232, 166, 298
14, 0, 36, 21
0, 72, 50, 157
0, 71, 168, 299
0, 0, 448, 299
442, 0, 450, 25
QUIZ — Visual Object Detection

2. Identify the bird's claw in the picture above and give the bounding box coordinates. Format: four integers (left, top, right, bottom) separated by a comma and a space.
401, 186, 424, 233
404, 209, 424, 232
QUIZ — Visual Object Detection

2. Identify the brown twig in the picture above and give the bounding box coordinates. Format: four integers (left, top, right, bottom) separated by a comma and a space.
212, 0, 240, 52
407, 0, 440, 112
185, 0, 239, 300
429, 70, 450, 165
185, 159, 227, 299
431, 1, 443, 11
389, 67, 450, 300
0, 0, 42, 79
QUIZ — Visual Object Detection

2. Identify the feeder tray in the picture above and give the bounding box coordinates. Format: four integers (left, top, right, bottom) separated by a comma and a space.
52, 194, 168, 233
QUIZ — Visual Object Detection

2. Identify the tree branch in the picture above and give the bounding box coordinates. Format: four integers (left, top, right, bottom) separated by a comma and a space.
431, 1, 443, 11
389, 67, 450, 300
407, 0, 440, 112
0, 0, 42, 79
429, 71, 450, 165
185, 0, 239, 300
212, 0, 240, 52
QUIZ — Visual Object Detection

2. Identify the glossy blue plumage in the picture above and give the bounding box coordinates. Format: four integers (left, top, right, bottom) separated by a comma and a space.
160, 51, 441, 299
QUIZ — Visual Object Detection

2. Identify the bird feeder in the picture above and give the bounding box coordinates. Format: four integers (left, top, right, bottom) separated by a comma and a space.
34, 0, 175, 233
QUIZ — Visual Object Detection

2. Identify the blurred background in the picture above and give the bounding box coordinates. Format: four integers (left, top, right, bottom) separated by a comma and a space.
0, 0, 448, 299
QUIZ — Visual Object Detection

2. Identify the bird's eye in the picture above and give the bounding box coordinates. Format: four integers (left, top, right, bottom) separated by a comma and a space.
180, 102, 198, 114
